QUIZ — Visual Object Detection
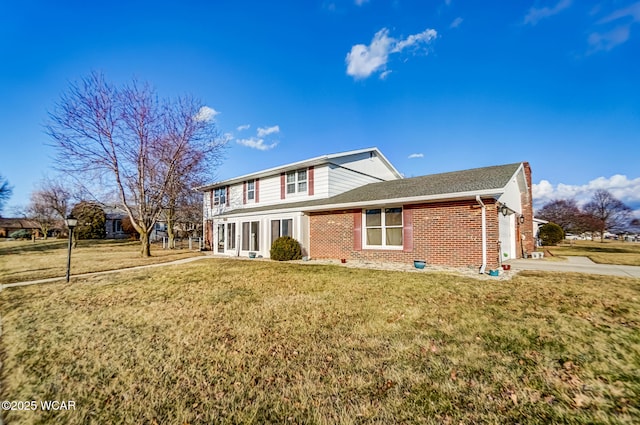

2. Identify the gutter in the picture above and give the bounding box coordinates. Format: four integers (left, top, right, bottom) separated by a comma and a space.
476, 195, 487, 274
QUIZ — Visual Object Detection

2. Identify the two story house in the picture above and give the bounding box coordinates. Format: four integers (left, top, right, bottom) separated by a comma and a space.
197, 147, 534, 271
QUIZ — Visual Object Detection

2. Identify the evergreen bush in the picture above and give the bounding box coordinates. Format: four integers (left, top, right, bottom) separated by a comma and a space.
270, 236, 302, 261
72, 201, 106, 239
538, 222, 564, 246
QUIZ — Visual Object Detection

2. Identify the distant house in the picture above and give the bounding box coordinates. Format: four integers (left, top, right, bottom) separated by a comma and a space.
197, 147, 534, 271
103, 207, 128, 239
0, 218, 42, 238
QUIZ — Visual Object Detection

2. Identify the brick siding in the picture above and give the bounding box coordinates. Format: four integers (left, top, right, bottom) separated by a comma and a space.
309, 199, 503, 269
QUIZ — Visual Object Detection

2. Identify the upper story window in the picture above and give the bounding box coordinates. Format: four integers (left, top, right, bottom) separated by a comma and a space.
247, 180, 255, 201
364, 207, 403, 248
287, 169, 307, 194
213, 187, 226, 206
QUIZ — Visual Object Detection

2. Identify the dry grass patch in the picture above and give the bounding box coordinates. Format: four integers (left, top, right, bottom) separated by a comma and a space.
547, 240, 640, 266
1, 260, 639, 424
0, 239, 202, 284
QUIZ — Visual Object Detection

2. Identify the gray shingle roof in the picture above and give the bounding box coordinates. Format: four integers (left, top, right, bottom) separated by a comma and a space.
219, 162, 522, 216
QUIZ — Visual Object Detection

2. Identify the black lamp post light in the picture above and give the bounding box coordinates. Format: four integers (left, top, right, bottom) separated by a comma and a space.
65, 214, 78, 283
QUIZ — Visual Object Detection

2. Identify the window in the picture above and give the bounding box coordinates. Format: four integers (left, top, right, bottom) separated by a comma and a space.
213, 187, 226, 206
364, 208, 403, 248
286, 169, 307, 194
112, 219, 122, 233
227, 223, 236, 250
271, 218, 293, 245
241, 221, 260, 251
247, 180, 255, 201
217, 224, 225, 253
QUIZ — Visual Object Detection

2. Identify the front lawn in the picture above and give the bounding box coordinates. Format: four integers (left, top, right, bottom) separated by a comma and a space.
1, 259, 638, 424
0, 239, 203, 285
546, 240, 640, 266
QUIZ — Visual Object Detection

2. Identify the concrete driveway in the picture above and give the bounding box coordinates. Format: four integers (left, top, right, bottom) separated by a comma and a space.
507, 256, 640, 278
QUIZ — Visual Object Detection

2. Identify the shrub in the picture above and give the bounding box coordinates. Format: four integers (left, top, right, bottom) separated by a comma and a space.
72, 201, 106, 239
9, 229, 32, 239
270, 236, 302, 261
538, 222, 564, 246
121, 216, 140, 240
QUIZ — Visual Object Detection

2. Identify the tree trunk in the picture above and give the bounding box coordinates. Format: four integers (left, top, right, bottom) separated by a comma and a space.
140, 231, 151, 257
167, 212, 175, 250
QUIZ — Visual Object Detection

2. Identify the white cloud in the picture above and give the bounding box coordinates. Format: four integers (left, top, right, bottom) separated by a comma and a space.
194, 106, 219, 122
408, 153, 424, 159
588, 2, 640, 52
236, 125, 280, 151
257, 125, 280, 137
391, 28, 438, 53
598, 2, 640, 24
588, 25, 632, 52
532, 175, 640, 212
237, 124, 250, 132
345, 27, 437, 80
523, 0, 572, 26
236, 137, 278, 151
450, 17, 463, 29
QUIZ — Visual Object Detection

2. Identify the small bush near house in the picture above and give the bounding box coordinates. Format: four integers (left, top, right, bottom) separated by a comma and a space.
121, 216, 140, 240
538, 222, 564, 246
9, 229, 32, 239
270, 236, 302, 261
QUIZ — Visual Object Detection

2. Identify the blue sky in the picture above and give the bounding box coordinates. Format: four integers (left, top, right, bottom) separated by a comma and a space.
1, 0, 639, 216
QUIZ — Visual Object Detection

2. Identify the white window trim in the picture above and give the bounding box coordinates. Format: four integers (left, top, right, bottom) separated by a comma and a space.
247, 180, 255, 203
271, 218, 294, 246
286, 169, 308, 195
213, 187, 226, 206
362, 207, 404, 250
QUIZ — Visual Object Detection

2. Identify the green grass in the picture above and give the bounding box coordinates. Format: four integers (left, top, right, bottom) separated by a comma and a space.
1, 259, 639, 424
545, 240, 640, 266
0, 239, 203, 284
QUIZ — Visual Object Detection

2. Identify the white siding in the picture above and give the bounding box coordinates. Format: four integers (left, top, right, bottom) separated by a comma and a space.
330, 151, 398, 181
255, 174, 282, 205
327, 165, 386, 197
497, 171, 524, 214
203, 150, 401, 219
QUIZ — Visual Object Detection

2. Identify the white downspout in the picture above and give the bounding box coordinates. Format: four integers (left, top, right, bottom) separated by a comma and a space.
476, 196, 487, 274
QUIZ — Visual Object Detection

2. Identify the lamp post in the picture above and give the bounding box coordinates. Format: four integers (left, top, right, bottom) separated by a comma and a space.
65, 214, 78, 283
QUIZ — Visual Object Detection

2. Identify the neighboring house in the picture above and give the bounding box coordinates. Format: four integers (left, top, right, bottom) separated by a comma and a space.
197, 147, 534, 271
0, 218, 43, 238
104, 207, 128, 239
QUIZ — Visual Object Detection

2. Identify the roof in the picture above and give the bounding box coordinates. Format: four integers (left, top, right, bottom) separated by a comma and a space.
218, 162, 524, 216
0, 218, 40, 228
196, 147, 401, 191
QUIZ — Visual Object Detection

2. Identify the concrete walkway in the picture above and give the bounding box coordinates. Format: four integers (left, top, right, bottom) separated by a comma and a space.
0, 256, 212, 291
506, 256, 640, 278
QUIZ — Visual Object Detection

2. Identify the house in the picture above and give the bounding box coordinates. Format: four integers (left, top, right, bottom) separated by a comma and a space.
0, 218, 43, 238
104, 207, 128, 239
197, 147, 534, 271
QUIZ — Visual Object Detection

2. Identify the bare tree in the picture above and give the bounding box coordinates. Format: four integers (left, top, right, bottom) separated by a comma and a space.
36, 177, 74, 220
583, 189, 633, 241
536, 199, 582, 232
160, 97, 222, 248
26, 190, 60, 239
46, 72, 225, 256
0, 174, 13, 216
